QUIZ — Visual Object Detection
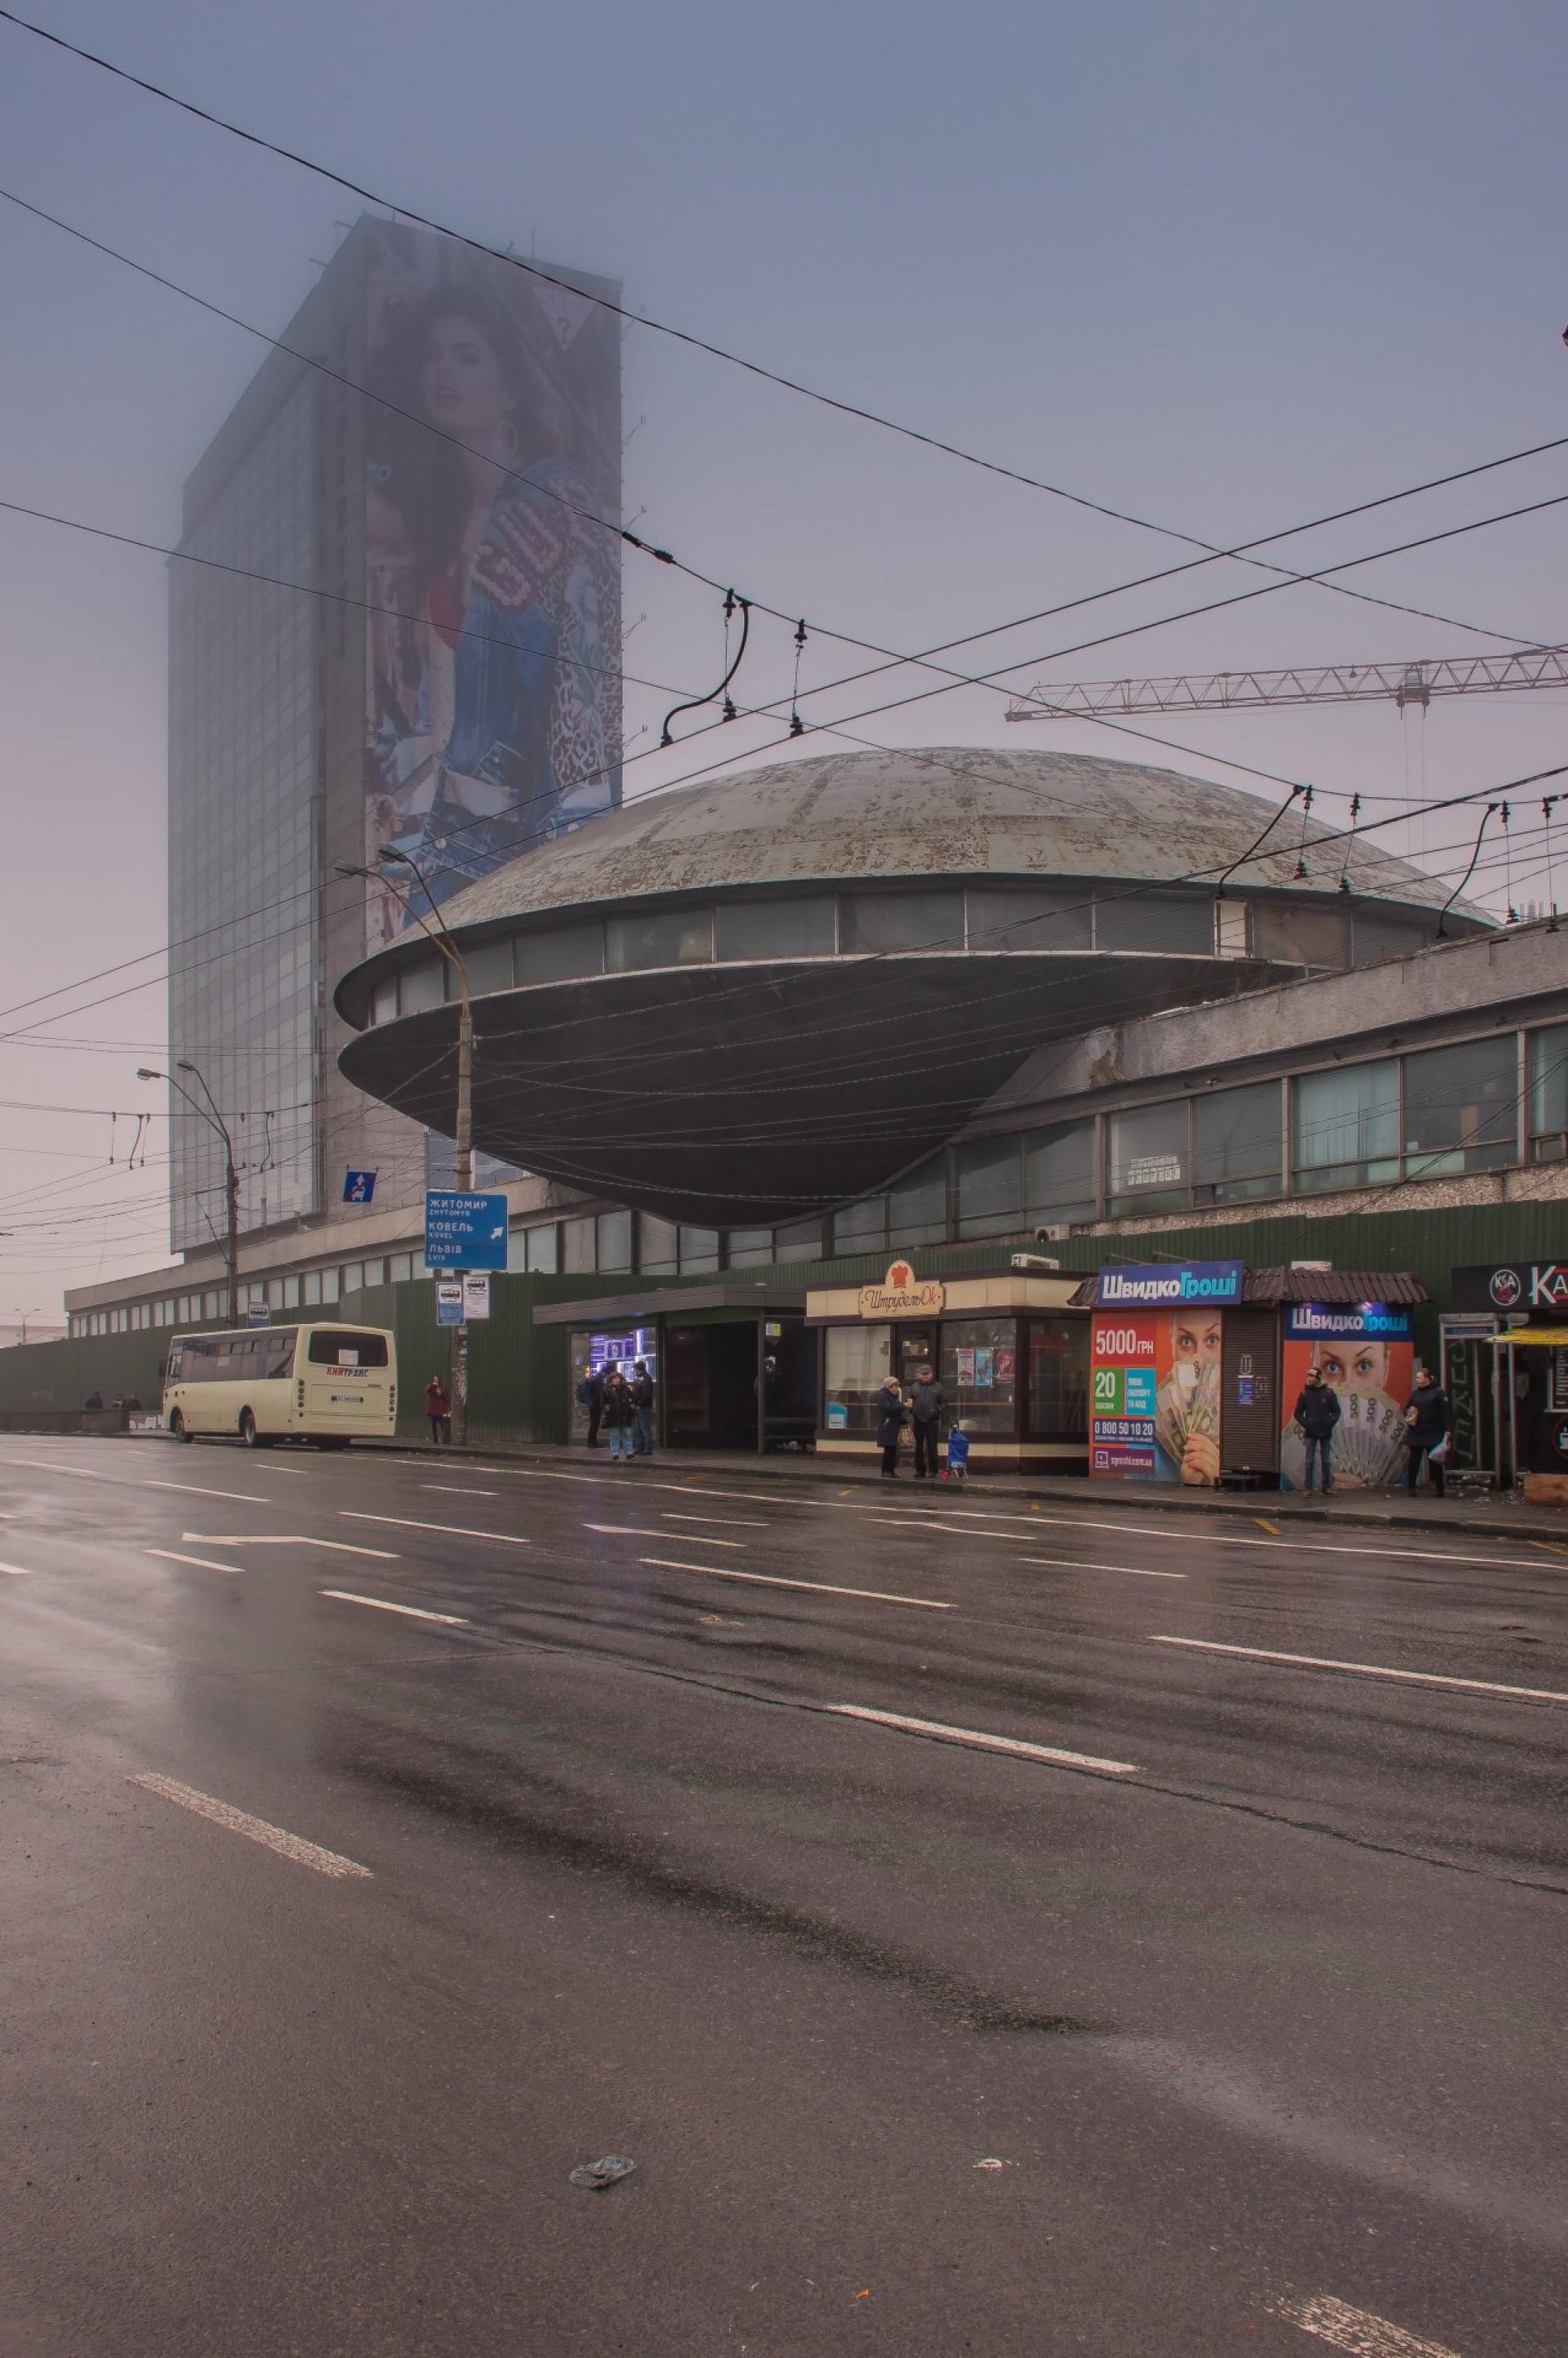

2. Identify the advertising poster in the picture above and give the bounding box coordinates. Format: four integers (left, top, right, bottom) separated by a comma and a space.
363, 222, 622, 949
1091, 1306, 1224, 1483
1279, 1304, 1413, 1491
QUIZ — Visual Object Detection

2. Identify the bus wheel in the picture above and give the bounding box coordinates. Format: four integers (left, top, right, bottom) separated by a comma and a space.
239, 1409, 270, 1449
170, 1411, 193, 1444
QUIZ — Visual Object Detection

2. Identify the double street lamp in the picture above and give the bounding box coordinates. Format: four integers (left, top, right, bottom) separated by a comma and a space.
138, 1060, 241, 1326
337, 849, 475, 1445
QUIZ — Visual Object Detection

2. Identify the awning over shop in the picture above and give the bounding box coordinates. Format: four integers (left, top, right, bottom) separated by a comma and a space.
1482, 1328, 1568, 1346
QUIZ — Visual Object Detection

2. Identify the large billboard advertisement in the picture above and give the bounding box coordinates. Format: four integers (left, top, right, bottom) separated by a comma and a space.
1278, 1304, 1413, 1491
363, 224, 621, 949
1090, 1306, 1223, 1483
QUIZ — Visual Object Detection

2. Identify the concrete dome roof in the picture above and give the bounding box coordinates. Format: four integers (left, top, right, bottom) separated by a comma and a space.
436, 744, 1469, 926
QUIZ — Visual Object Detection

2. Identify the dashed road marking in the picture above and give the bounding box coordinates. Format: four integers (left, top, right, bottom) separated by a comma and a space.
127, 1772, 372, 1879
0, 1561, 36, 1576
182, 1531, 399, 1558
1152, 1633, 1568, 1705
639, 1557, 951, 1609
340, 1511, 528, 1545
319, 1589, 470, 1627
145, 1549, 240, 1575
586, 1522, 743, 1547
1020, 1553, 1185, 1580
1255, 1516, 1281, 1535
826, 1705, 1138, 1777
423, 1484, 499, 1496
662, 1511, 768, 1529
145, 1480, 270, 1502
1271, 2293, 1463, 2356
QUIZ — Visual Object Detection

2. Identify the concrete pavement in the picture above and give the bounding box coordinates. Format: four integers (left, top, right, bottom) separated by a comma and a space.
2, 1433, 1565, 2356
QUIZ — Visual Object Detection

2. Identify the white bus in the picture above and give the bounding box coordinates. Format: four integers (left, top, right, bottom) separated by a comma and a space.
162, 1324, 398, 1449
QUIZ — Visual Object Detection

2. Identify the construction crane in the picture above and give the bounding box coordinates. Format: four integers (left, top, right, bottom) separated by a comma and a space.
1004, 647, 1568, 720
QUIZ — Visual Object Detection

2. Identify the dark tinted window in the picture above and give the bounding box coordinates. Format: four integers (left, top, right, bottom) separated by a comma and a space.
1192, 1081, 1281, 1202
1403, 1038, 1517, 1171
513, 924, 605, 984
605, 908, 714, 970
714, 897, 836, 961
969, 887, 1092, 952
839, 891, 964, 954
1096, 896, 1215, 954
306, 1330, 389, 1366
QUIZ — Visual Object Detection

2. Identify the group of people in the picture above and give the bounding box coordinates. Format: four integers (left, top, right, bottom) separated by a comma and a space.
1293, 1363, 1454, 1496
874, 1366, 969, 1482
577, 1362, 657, 1462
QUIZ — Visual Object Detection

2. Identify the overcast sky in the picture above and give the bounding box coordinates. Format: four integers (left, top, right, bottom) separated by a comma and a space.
2, 0, 1566, 1307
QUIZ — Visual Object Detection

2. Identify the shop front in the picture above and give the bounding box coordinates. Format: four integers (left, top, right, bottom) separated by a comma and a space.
1079, 1262, 1428, 1489
1446, 1260, 1568, 1488
536, 1286, 813, 1451
805, 1259, 1089, 1473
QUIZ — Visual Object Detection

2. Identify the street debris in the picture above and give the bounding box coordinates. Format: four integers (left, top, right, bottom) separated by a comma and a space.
569, 2155, 637, 2191
973, 2157, 1012, 2169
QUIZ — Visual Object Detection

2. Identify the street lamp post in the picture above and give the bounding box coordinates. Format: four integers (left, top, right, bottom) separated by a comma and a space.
138, 1063, 241, 1326
336, 852, 475, 1444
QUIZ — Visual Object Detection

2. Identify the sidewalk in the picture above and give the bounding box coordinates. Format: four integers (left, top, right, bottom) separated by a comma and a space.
388, 1436, 1568, 1550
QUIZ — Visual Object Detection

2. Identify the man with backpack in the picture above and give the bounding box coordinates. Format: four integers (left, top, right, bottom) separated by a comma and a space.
1292, 1365, 1342, 1495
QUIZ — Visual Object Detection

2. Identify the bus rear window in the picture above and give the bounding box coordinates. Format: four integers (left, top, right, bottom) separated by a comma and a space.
306, 1331, 388, 1367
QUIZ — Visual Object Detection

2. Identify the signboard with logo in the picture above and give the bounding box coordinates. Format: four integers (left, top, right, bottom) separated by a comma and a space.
1450, 1262, 1568, 1316
1279, 1303, 1412, 1491
1095, 1260, 1244, 1308
858, 1259, 946, 1318
435, 1281, 464, 1328
424, 1190, 510, 1273
1089, 1303, 1223, 1483
461, 1273, 491, 1321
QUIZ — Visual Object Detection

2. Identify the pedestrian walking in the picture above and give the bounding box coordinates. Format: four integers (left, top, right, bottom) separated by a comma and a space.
1402, 1366, 1453, 1495
630, 1359, 657, 1457
875, 1374, 909, 1479
943, 1422, 970, 1483
577, 1364, 604, 1447
906, 1362, 945, 1480
1292, 1366, 1342, 1495
601, 1366, 637, 1463
425, 1374, 452, 1445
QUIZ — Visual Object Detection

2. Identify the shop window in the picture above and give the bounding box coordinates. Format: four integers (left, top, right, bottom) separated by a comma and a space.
526, 1222, 559, 1273
1192, 1081, 1282, 1204
888, 1153, 947, 1246
967, 886, 1092, 953
605, 907, 714, 971
1352, 907, 1431, 967
563, 1215, 596, 1274
1402, 1036, 1517, 1175
833, 1197, 888, 1256
727, 1226, 776, 1268
1024, 1121, 1096, 1228
399, 958, 444, 1014
1292, 1059, 1399, 1191
1027, 1317, 1089, 1438
1250, 900, 1351, 969
956, 1136, 1022, 1238
714, 897, 836, 961
514, 924, 604, 985
638, 1213, 679, 1275
597, 1210, 633, 1273
839, 889, 964, 955
824, 1324, 892, 1434
458, 937, 514, 996
773, 1216, 823, 1263
1528, 1024, 1568, 1158
1107, 1102, 1190, 1215
1096, 896, 1215, 955
941, 1317, 1018, 1438
679, 1225, 720, 1273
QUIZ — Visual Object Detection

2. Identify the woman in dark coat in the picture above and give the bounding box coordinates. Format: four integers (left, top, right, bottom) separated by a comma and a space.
875, 1376, 909, 1480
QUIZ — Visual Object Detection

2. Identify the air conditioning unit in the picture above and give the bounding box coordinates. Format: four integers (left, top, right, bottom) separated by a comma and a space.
1035, 1224, 1071, 1243
1011, 1251, 1062, 1271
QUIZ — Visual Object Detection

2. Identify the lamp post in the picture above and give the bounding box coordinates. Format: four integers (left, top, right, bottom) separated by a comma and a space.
139, 1063, 241, 1326
10, 1306, 42, 1346
336, 852, 475, 1443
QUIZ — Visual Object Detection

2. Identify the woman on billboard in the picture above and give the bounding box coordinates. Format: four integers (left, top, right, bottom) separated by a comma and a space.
1280, 1333, 1408, 1491
371, 283, 620, 912
1155, 1308, 1222, 1486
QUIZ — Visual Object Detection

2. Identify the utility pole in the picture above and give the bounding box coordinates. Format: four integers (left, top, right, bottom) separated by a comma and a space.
336, 851, 475, 1443
138, 1063, 241, 1324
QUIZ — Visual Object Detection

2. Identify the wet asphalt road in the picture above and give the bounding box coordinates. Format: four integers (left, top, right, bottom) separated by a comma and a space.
2, 1437, 1566, 2358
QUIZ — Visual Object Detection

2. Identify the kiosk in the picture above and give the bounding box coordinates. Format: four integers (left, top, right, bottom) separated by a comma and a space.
1446, 1260, 1568, 1491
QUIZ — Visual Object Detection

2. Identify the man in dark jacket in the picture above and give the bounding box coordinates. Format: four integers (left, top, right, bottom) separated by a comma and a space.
577, 1366, 604, 1447
875, 1376, 908, 1479
1403, 1367, 1453, 1496
906, 1364, 945, 1480
630, 1360, 656, 1457
1293, 1366, 1342, 1495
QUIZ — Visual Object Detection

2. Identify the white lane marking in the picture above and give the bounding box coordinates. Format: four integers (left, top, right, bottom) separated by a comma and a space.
1271, 2293, 1463, 2356
145, 1480, 270, 1502
423, 1484, 498, 1496
0, 1561, 36, 1576
827, 1705, 1138, 1777
662, 1511, 768, 1528
1021, 1553, 1186, 1581
497, 1466, 820, 1509
1, 1455, 117, 1478
127, 1772, 372, 1879
1152, 1634, 1568, 1705
182, 1531, 399, 1558
340, 1511, 528, 1545
638, 1557, 951, 1609
585, 1522, 743, 1547
145, 1548, 240, 1576
319, 1589, 470, 1627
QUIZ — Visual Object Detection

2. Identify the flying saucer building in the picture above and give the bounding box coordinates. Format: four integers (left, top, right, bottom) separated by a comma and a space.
335, 747, 1477, 1228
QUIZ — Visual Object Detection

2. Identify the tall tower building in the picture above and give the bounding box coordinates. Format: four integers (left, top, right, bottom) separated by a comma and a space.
165, 216, 621, 1257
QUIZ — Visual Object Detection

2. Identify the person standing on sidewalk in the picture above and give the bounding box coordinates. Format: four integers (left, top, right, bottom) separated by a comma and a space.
601, 1366, 637, 1464
630, 1360, 657, 1458
577, 1364, 604, 1448
906, 1363, 945, 1481
425, 1374, 452, 1445
1292, 1366, 1342, 1495
1402, 1366, 1454, 1496
875, 1375, 909, 1479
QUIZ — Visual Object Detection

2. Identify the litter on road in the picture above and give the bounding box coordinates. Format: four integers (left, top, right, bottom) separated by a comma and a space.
568, 2155, 637, 2191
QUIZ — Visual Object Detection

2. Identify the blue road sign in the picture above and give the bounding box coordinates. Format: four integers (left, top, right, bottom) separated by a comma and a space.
424, 1189, 510, 1272
342, 1169, 377, 1205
